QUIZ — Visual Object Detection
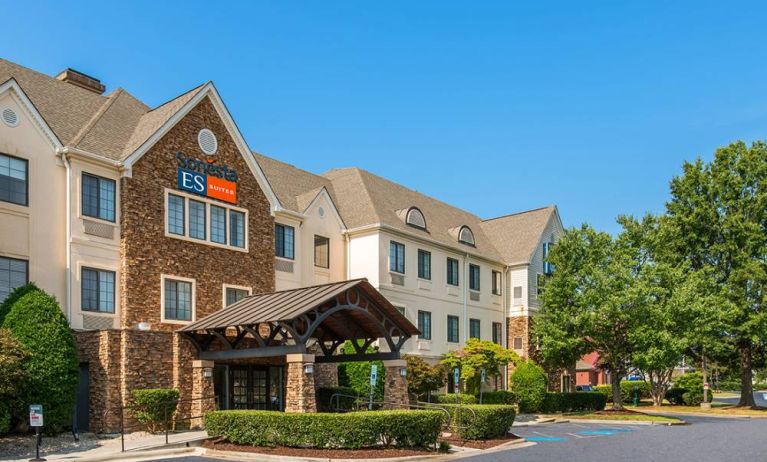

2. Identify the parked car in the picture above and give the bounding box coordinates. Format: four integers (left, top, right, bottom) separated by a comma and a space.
575, 385, 594, 392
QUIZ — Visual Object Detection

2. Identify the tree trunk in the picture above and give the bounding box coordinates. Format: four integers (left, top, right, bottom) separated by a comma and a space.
737, 343, 756, 408
611, 373, 624, 410
648, 369, 672, 407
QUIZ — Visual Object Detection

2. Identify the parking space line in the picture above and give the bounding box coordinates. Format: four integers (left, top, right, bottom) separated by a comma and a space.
532, 430, 555, 437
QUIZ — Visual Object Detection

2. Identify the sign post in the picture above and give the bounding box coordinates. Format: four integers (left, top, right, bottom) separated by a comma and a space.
479, 369, 487, 404
453, 368, 460, 394
368, 364, 378, 410
29, 404, 45, 462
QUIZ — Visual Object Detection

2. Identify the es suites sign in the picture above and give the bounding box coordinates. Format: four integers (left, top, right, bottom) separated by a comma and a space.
176, 151, 238, 203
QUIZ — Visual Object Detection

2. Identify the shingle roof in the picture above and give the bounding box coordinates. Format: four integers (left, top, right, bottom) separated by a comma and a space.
252, 153, 338, 212
480, 206, 557, 265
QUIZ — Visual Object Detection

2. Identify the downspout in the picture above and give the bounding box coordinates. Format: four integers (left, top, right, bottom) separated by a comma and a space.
463, 253, 469, 343
344, 232, 351, 280
503, 265, 510, 390
61, 152, 73, 323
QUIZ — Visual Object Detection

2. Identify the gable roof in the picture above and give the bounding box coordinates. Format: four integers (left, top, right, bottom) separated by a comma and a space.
480, 206, 559, 265
252, 153, 337, 213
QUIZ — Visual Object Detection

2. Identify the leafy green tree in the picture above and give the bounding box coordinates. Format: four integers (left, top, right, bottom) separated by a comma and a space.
403, 354, 446, 400
441, 338, 519, 394
664, 141, 767, 407
509, 361, 547, 413
2, 286, 79, 433
337, 341, 385, 401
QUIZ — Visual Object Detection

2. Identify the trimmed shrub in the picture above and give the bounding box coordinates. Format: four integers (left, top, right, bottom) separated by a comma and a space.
444, 404, 516, 439
477, 390, 517, 405
2, 287, 78, 433
317, 386, 359, 412
131, 388, 180, 433
0, 402, 10, 435
0, 283, 39, 325
595, 381, 651, 403
434, 393, 477, 404
204, 410, 443, 448
510, 362, 547, 413
539, 392, 607, 413
664, 388, 686, 405
667, 372, 713, 406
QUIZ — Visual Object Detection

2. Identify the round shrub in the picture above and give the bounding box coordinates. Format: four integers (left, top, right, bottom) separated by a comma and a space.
131, 388, 180, 433
205, 409, 443, 449
664, 388, 686, 405
2, 287, 78, 433
444, 404, 516, 439
669, 372, 713, 406
435, 393, 477, 404
0, 283, 39, 325
510, 362, 547, 413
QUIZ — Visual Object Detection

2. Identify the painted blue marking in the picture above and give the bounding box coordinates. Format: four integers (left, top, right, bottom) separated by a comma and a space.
578, 430, 617, 436
525, 437, 567, 442
596, 427, 634, 433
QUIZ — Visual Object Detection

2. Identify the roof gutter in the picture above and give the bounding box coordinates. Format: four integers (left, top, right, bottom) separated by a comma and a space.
58, 146, 124, 169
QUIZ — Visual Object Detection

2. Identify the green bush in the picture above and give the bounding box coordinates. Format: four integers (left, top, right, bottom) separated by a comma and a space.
205, 410, 443, 448
716, 379, 741, 391
131, 388, 180, 433
664, 388, 686, 405
539, 392, 607, 413
477, 390, 517, 405
434, 393, 477, 404
667, 372, 712, 406
594, 381, 651, 403
510, 362, 547, 413
444, 404, 516, 439
2, 287, 78, 433
317, 386, 359, 412
338, 341, 385, 401
0, 401, 10, 435
0, 283, 39, 325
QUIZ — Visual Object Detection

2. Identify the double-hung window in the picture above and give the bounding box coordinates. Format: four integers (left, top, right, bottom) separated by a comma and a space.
275, 224, 295, 259
492, 322, 503, 345
417, 249, 431, 280
447, 315, 459, 343
390, 241, 405, 274
230, 211, 245, 248
82, 173, 115, 222
164, 277, 193, 322
0, 153, 28, 206
0, 256, 27, 302
417, 310, 432, 340
536, 273, 546, 297
166, 191, 246, 250
225, 287, 250, 306
447, 258, 459, 286
167, 194, 185, 235
492, 270, 502, 295
81, 267, 115, 313
189, 200, 206, 240
469, 264, 480, 291
469, 318, 481, 339
314, 235, 329, 268
210, 205, 227, 244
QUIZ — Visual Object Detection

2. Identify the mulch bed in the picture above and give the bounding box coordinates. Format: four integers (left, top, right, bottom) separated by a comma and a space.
203, 439, 439, 459
440, 432, 521, 450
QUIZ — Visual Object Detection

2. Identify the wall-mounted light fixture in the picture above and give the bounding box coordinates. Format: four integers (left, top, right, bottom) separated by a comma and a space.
203, 367, 213, 379
400, 368, 407, 378
137, 322, 151, 331
304, 364, 314, 375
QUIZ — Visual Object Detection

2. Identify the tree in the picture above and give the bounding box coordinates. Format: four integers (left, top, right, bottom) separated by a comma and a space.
509, 361, 547, 413
535, 223, 650, 410
2, 285, 79, 432
337, 341, 385, 401
403, 354, 446, 400
441, 338, 519, 394
664, 141, 767, 407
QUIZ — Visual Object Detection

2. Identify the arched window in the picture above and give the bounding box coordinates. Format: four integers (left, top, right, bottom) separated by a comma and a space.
405, 207, 427, 230
458, 226, 475, 246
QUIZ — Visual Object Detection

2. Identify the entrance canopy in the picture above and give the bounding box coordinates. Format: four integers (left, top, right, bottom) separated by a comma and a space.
179, 279, 419, 363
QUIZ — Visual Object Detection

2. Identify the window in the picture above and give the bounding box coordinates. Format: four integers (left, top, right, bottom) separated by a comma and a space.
210, 205, 227, 244
492, 322, 503, 345
395, 306, 406, 317
513, 286, 523, 299
230, 210, 245, 248
389, 241, 405, 274
513, 336, 523, 350
469, 318, 481, 339
82, 173, 115, 222
163, 277, 193, 322
405, 207, 426, 230
167, 194, 185, 235
314, 235, 329, 268
543, 242, 555, 275
447, 315, 460, 343
0, 257, 27, 302
458, 226, 475, 246
417, 249, 431, 280
492, 270, 502, 295
189, 200, 206, 240
536, 273, 546, 297
225, 286, 250, 306
469, 264, 480, 291
0, 153, 27, 206
417, 310, 432, 340
81, 268, 115, 313
447, 258, 459, 286
275, 224, 295, 259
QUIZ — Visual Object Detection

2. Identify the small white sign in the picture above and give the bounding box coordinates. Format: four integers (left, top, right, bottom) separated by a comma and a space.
29, 404, 43, 427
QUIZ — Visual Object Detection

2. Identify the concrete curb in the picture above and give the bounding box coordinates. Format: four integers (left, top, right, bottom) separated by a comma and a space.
42, 446, 201, 462
203, 447, 480, 462
563, 418, 687, 426
512, 418, 557, 427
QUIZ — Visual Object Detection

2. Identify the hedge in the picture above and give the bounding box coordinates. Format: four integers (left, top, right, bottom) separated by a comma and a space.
0, 402, 10, 435
510, 362, 547, 413
433, 393, 477, 404
540, 392, 607, 413
442, 404, 516, 439
595, 381, 651, 403
317, 386, 359, 412
665, 372, 713, 406
205, 410, 443, 448
477, 390, 517, 405
131, 388, 180, 433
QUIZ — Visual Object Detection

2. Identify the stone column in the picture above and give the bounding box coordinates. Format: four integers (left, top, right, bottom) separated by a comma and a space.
383, 359, 409, 409
190, 360, 215, 428
285, 354, 317, 413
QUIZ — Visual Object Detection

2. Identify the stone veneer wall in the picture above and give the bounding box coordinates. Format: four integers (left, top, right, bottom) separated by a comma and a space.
507, 315, 576, 392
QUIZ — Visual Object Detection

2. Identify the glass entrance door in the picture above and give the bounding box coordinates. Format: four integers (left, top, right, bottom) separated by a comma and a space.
227, 366, 284, 410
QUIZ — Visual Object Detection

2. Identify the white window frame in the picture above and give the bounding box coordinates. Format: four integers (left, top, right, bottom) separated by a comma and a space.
164, 188, 248, 252
160, 274, 196, 324
222, 283, 252, 308
78, 261, 118, 316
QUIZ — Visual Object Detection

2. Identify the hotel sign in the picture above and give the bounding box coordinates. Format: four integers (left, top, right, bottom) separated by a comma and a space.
176, 151, 238, 203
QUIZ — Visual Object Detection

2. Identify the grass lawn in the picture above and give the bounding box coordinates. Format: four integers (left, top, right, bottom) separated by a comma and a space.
558, 412, 683, 423
640, 405, 767, 417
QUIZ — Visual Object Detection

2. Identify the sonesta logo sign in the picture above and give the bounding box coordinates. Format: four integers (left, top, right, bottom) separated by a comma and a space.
176, 151, 238, 203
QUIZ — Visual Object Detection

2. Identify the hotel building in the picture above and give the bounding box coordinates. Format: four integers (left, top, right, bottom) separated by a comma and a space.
0, 58, 565, 431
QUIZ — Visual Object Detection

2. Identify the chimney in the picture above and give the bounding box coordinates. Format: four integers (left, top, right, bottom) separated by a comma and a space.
55, 68, 106, 95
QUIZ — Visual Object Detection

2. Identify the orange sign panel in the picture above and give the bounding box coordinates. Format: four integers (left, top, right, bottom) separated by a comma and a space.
207, 176, 237, 204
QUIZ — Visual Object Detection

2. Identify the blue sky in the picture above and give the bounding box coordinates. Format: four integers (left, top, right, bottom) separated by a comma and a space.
3, 1, 766, 233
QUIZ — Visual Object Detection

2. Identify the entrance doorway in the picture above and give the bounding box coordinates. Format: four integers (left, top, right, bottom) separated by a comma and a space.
214, 365, 284, 411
